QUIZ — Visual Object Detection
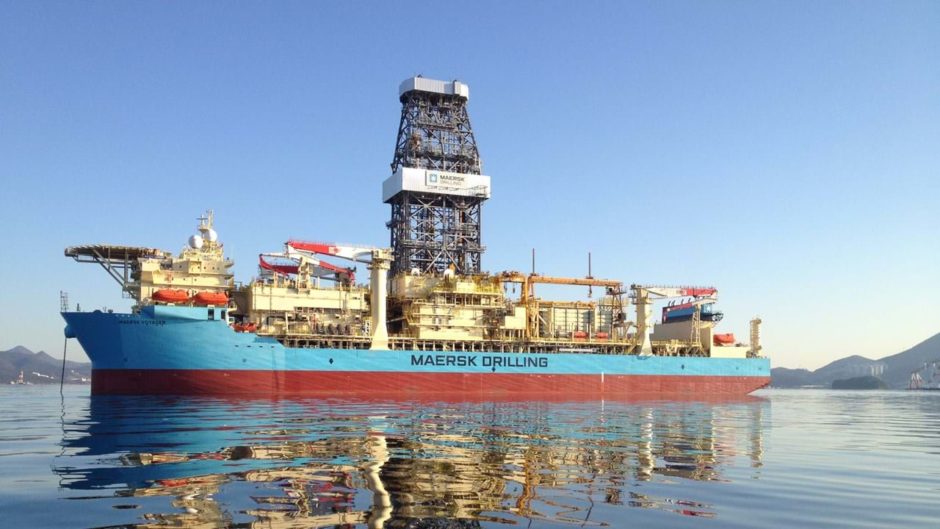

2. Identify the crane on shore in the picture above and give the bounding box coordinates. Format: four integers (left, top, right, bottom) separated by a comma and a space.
909, 360, 940, 390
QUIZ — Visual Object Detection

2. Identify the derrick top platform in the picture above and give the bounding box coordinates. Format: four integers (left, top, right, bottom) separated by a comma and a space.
399, 77, 469, 100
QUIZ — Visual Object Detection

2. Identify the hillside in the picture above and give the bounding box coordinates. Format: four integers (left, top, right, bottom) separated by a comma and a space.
772, 332, 940, 389
1, 346, 91, 384
877, 333, 940, 388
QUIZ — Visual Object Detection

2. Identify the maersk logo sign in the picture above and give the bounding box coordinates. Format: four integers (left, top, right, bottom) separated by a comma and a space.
425, 171, 466, 187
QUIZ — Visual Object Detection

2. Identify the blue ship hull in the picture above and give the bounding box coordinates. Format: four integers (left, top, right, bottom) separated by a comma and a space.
62, 306, 770, 396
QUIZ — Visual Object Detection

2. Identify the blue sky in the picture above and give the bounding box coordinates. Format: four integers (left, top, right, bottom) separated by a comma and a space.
1, 1, 937, 369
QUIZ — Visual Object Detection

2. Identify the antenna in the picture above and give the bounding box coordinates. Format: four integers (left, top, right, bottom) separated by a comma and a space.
587, 252, 593, 298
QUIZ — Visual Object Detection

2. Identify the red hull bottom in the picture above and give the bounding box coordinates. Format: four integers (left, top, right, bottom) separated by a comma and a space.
91, 369, 770, 398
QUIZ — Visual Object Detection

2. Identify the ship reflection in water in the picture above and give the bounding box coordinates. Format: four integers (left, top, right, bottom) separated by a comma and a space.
54, 395, 767, 528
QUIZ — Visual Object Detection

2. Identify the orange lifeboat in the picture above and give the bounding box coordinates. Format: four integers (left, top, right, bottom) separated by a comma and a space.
233, 322, 257, 333
152, 289, 190, 304
713, 333, 736, 346
571, 331, 588, 340
192, 292, 229, 306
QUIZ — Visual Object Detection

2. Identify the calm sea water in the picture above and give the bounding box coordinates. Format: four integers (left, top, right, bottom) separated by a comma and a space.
1, 386, 937, 528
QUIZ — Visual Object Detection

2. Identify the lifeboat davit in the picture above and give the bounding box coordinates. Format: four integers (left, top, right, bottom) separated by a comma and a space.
192, 292, 229, 306
713, 333, 736, 346
152, 289, 190, 303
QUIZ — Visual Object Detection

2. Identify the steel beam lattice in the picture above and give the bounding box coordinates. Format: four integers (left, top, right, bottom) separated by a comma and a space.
390, 88, 481, 175
388, 192, 484, 275
387, 78, 487, 275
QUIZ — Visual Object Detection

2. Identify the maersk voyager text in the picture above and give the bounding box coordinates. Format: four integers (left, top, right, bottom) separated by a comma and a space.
61, 77, 770, 396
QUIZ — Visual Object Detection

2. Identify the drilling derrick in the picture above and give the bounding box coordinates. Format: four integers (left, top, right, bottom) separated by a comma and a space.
383, 77, 491, 276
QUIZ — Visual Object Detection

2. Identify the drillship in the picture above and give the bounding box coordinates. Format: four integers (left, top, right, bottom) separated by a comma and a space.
62, 77, 770, 396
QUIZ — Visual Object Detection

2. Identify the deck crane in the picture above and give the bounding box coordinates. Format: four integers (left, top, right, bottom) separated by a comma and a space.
288, 241, 380, 263
258, 248, 356, 285
909, 360, 940, 390
286, 240, 393, 350
629, 285, 718, 354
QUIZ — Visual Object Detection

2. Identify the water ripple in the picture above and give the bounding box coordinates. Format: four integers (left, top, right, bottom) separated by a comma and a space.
0, 387, 938, 527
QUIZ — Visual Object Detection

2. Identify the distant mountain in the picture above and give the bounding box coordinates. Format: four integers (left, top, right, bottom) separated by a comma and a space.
772, 332, 940, 389
1, 346, 91, 384
768, 367, 817, 388
876, 333, 940, 388
813, 355, 887, 386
